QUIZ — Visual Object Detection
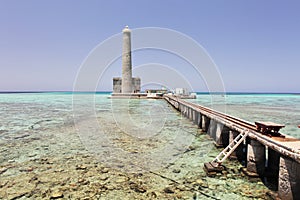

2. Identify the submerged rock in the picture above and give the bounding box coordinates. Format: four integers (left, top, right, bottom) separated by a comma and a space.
101, 168, 109, 173
129, 182, 147, 193
146, 191, 157, 198
172, 169, 181, 173
163, 186, 175, 194
115, 176, 128, 183
195, 179, 208, 188
50, 191, 64, 199
176, 184, 187, 191
99, 174, 108, 181
19, 167, 34, 172
0, 167, 8, 174
76, 164, 87, 170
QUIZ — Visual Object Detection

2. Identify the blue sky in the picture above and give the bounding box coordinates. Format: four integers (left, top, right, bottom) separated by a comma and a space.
0, 0, 299, 92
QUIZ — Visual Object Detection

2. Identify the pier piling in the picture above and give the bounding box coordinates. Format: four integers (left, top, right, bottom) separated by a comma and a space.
278, 156, 300, 200
246, 139, 266, 176
266, 148, 280, 189
201, 115, 210, 132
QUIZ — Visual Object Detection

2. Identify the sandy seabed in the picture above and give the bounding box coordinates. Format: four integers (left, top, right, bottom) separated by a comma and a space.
0, 117, 273, 200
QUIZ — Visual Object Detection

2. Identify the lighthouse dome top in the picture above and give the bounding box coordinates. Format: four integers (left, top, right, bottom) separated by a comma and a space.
123, 25, 131, 33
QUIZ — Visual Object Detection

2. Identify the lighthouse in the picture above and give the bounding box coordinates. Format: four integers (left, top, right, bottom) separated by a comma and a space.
121, 26, 133, 93
112, 26, 141, 94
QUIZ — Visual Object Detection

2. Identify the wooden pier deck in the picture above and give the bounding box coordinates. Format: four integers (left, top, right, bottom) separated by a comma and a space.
164, 95, 300, 200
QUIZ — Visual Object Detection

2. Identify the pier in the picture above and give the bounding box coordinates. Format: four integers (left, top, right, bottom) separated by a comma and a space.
164, 95, 300, 200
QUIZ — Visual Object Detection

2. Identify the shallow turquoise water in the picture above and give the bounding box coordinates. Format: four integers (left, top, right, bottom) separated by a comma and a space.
0, 92, 299, 139
1, 92, 293, 199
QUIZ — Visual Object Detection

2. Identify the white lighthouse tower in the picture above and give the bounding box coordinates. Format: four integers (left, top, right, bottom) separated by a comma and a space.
121, 26, 133, 93
112, 26, 141, 95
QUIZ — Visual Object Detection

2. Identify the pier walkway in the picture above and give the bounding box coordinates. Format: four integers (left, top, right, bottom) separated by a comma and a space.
164, 95, 300, 200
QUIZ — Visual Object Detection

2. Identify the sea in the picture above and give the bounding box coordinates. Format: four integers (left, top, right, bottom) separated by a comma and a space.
0, 92, 299, 199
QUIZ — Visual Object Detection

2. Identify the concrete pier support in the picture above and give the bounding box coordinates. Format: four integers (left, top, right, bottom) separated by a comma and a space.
229, 130, 244, 160
188, 108, 193, 120
185, 106, 188, 118
183, 106, 187, 117
192, 109, 196, 122
247, 140, 266, 176
193, 110, 198, 125
265, 148, 280, 188
214, 123, 225, 147
185, 107, 189, 118
208, 119, 217, 139
278, 156, 300, 200
221, 126, 230, 147
201, 115, 210, 132
196, 112, 202, 128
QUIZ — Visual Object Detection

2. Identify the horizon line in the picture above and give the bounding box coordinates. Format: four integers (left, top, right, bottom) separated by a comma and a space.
0, 91, 299, 95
